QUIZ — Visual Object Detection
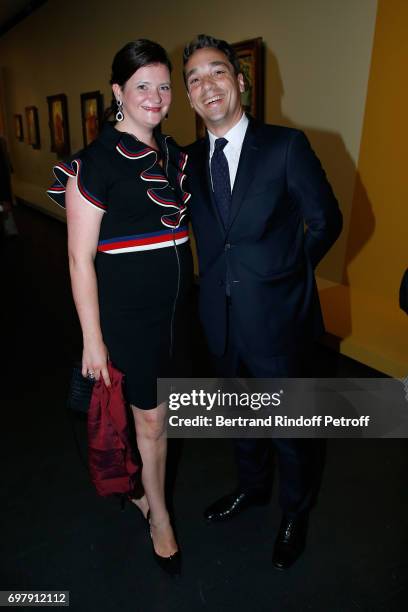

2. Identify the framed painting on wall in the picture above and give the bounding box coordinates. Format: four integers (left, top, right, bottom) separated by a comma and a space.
25, 106, 41, 149
80, 91, 104, 147
47, 93, 70, 157
195, 36, 265, 139
233, 37, 264, 120
14, 114, 24, 141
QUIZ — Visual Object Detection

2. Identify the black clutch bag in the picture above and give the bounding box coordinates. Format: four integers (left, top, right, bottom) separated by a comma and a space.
67, 362, 95, 413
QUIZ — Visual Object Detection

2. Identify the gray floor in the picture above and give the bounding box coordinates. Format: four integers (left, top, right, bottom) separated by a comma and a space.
1, 205, 407, 611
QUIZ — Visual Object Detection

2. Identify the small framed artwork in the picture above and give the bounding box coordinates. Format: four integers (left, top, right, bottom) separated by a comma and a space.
195, 36, 265, 139
232, 37, 264, 120
47, 93, 70, 157
25, 106, 41, 149
14, 114, 24, 141
80, 91, 104, 147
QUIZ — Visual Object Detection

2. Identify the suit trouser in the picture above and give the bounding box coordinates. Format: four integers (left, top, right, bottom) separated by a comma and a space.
212, 300, 324, 518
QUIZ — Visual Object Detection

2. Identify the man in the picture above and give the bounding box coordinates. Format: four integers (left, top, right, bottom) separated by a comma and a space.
183, 34, 342, 569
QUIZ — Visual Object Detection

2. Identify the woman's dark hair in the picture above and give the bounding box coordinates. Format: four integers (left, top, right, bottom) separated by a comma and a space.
183, 34, 241, 85
106, 39, 172, 119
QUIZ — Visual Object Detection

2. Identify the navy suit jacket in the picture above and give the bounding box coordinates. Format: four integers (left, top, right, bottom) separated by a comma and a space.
186, 117, 343, 357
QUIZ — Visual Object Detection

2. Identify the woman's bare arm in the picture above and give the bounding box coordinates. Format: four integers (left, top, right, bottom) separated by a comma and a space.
65, 177, 111, 386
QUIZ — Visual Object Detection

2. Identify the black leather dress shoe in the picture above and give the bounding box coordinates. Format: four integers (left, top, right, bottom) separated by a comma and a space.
204, 489, 269, 522
272, 514, 308, 570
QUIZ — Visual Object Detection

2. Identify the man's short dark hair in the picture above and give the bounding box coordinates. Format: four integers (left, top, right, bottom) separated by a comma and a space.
183, 34, 241, 84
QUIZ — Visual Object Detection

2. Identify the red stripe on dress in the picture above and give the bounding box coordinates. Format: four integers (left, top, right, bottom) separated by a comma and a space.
97, 230, 189, 251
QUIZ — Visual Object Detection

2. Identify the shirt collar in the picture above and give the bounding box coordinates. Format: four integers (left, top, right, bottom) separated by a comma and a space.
208, 112, 249, 156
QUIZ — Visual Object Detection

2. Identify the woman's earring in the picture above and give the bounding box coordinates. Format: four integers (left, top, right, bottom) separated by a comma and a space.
164, 113, 169, 120
116, 100, 124, 122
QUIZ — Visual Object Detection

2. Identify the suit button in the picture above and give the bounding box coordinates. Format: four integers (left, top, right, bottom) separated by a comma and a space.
225, 243, 231, 250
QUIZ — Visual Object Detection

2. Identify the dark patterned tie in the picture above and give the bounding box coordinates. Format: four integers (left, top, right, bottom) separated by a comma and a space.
210, 137, 231, 228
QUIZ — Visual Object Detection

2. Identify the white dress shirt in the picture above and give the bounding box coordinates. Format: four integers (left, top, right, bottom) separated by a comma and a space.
208, 113, 249, 191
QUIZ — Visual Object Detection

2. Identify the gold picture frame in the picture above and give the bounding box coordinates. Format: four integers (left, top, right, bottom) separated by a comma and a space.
25, 106, 41, 149
14, 114, 24, 141
80, 91, 104, 147
47, 93, 70, 157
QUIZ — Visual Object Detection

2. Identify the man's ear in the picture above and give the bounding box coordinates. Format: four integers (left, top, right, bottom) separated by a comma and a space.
187, 91, 194, 109
238, 73, 245, 93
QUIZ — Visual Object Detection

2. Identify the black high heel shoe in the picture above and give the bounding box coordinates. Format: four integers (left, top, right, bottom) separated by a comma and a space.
148, 512, 181, 576
121, 497, 181, 575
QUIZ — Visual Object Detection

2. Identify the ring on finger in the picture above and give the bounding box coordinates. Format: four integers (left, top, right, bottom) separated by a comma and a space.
87, 370, 96, 380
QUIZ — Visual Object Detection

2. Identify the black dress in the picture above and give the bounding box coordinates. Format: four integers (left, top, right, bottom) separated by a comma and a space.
48, 123, 193, 408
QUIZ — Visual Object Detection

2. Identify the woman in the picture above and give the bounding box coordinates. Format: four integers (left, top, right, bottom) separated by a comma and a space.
47, 40, 193, 575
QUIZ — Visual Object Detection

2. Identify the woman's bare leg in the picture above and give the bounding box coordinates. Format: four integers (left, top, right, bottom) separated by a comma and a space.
131, 402, 177, 557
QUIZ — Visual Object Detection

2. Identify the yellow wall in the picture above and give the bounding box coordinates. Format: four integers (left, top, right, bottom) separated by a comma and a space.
319, 0, 408, 376
347, 0, 408, 299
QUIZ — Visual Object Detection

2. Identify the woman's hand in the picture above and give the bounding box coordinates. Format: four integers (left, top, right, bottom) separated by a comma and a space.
82, 338, 111, 387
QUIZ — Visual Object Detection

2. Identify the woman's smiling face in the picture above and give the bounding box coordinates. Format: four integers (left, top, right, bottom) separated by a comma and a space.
113, 63, 172, 131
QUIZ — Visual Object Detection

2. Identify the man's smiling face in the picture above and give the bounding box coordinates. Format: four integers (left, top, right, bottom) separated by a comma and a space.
185, 47, 245, 136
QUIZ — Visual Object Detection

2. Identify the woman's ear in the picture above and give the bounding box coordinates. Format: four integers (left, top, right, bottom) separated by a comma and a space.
112, 83, 121, 102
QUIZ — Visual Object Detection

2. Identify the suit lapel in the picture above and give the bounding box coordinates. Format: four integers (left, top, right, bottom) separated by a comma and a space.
228, 119, 261, 230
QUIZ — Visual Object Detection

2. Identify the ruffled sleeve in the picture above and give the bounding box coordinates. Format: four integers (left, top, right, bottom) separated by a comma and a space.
47, 151, 108, 213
